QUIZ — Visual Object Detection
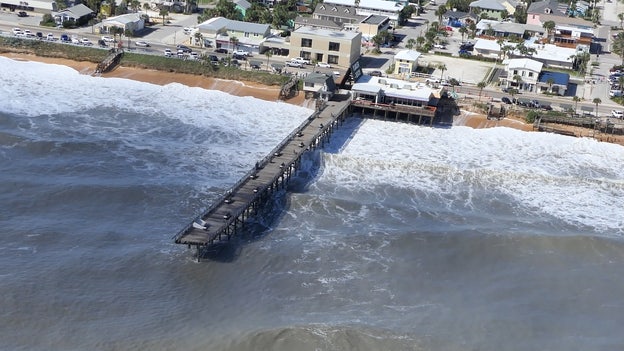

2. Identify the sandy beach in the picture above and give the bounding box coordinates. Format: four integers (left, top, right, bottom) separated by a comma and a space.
2, 52, 623, 146
1, 53, 306, 106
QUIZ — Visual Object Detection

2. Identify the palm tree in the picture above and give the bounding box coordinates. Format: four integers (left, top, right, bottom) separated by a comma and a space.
593, 97, 602, 117
542, 20, 555, 43
437, 63, 447, 80
546, 77, 555, 93
130, 0, 140, 12
230, 36, 238, 51
143, 2, 150, 13
159, 8, 169, 26
406, 38, 416, 50
194, 32, 203, 47
459, 26, 468, 42
435, 5, 447, 24
513, 74, 523, 91
573, 96, 581, 115
265, 50, 272, 71
477, 81, 486, 100
416, 36, 425, 49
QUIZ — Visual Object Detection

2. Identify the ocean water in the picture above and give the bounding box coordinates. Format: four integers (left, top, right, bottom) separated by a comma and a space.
1, 57, 624, 351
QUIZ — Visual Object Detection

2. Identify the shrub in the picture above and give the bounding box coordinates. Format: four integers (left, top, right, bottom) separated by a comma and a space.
526, 110, 540, 123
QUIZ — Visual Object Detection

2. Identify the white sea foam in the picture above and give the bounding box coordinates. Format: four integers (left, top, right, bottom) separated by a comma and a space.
320, 119, 624, 234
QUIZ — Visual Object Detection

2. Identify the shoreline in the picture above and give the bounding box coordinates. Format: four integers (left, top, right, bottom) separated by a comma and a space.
2, 53, 623, 146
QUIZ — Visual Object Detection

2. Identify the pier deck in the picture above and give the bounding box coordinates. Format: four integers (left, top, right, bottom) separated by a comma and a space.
173, 96, 351, 252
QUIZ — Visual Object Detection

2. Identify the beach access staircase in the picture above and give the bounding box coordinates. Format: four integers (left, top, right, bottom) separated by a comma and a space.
95, 49, 123, 74
279, 76, 298, 99
173, 95, 351, 261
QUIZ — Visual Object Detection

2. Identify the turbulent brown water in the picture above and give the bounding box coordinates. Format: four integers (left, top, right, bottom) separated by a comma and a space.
2, 58, 624, 351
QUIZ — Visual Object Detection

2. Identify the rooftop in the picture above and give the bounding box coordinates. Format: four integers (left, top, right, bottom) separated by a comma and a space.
293, 26, 362, 40
197, 17, 271, 35
295, 16, 342, 29
353, 75, 434, 102
538, 71, 570, 85
102, 13, 142, 25
507, 58, 543, 72
394, 49, 421, 61
323, 0, 404, 12
53, 3, 93, 17
361, 14, 389, 25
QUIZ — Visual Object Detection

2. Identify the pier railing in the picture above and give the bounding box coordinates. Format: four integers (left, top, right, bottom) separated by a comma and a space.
171, 109, 325, 242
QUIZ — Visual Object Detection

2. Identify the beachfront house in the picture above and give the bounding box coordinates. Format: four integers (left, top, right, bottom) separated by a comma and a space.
290, 26, 361, 67
500, 58, 543, 92
196, 17, 271, 54
100, 13, 144, 35
469, 0, 519, 20
393, 49, 421, 77
322, 0, 405, 23
52, 3, 94, 26
303, 73, 337, 100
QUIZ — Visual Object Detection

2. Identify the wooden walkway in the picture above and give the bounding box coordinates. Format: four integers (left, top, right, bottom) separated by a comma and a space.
95, 49, 123, 74
173, 95, 351, 259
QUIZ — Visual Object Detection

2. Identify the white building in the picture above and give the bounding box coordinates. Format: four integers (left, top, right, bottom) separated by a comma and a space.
196, 17, 271, 53
501, 58, 543, 92
100, 13, 144, 34
322, 0, 404, 22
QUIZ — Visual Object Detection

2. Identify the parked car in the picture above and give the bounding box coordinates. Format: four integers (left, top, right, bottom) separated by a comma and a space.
290, 57, 310, 65
369, 70, 382, 77
501, 96, 512, 104
81, 38, 93, 46
433, 43, 446, 49
232, 53, 247, 60
46, 33, 55, 41
164, 49, 173, 57
233, 49, 250, 56
135, 41, 150, 47
12, 28, 22, 35
36, 32, 43, 39
458, 49, 472, 56
286, 60, 303, 68
611, 110, 624, 118
316, 62, 331, 68
101, 36, 115, 43
183, 27, 192, 34
98, 39, 107, 47
71, 37, 80, 44
17, 11, 28, 17
176, 44, 192, 53
60, 34, 70, 42
460, 42, 474, 51
214, 48, 228, 54
609, 89, 622, 97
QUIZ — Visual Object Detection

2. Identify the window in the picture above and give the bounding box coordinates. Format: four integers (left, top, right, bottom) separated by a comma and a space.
328, 42, 340, 51
301, 51, 311, 60
305, 82, 315, 88
316, 53, 323, 62
244, 32, 249, 37
513, 70, 518, 75
301, 38, 312, 47
528, 72, 533, 77
328, 55, 338, 64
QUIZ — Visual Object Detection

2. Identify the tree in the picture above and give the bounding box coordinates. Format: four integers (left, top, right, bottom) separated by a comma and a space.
265, 50, 273, 71
477, 81, 486, 100
546, 77, 555, 93
372, 33, 384, 52
459, 26, 468, 42
143, 2, 150, 13
508, 88, 518, 105
593, 97, 601, 117
416, 36, 425, 49
619, 13, 624, 29
245, 2, 272, 23
435, 5, 447, 24
124, 28, 133, 48
203, 0, 243, 20
573, 96, 581, 115
159, 8, 169, 26
437, 63, 447, 80
513, 74, 523, 90
130, 0, 140, 12
230, 36, 239, 51
542, 20, 555, 42
612, 32, 624, 65
194, 31, 203, 47
406, 38, 416, 50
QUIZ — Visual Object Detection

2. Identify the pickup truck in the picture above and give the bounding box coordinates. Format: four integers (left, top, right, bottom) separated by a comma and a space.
290, 57, 310, 65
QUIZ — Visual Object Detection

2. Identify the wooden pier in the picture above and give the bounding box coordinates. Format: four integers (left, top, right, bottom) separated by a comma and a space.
173, 95, 351, 260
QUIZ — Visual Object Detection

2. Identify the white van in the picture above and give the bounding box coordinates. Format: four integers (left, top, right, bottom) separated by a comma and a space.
609, 89, 622, 97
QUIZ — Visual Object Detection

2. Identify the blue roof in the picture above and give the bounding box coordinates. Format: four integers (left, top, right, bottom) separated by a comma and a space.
538, 71, 569, 85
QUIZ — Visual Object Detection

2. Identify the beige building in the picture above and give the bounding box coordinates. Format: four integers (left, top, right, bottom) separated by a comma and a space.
393, 50, 421, 76
290, 26, 361, 67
